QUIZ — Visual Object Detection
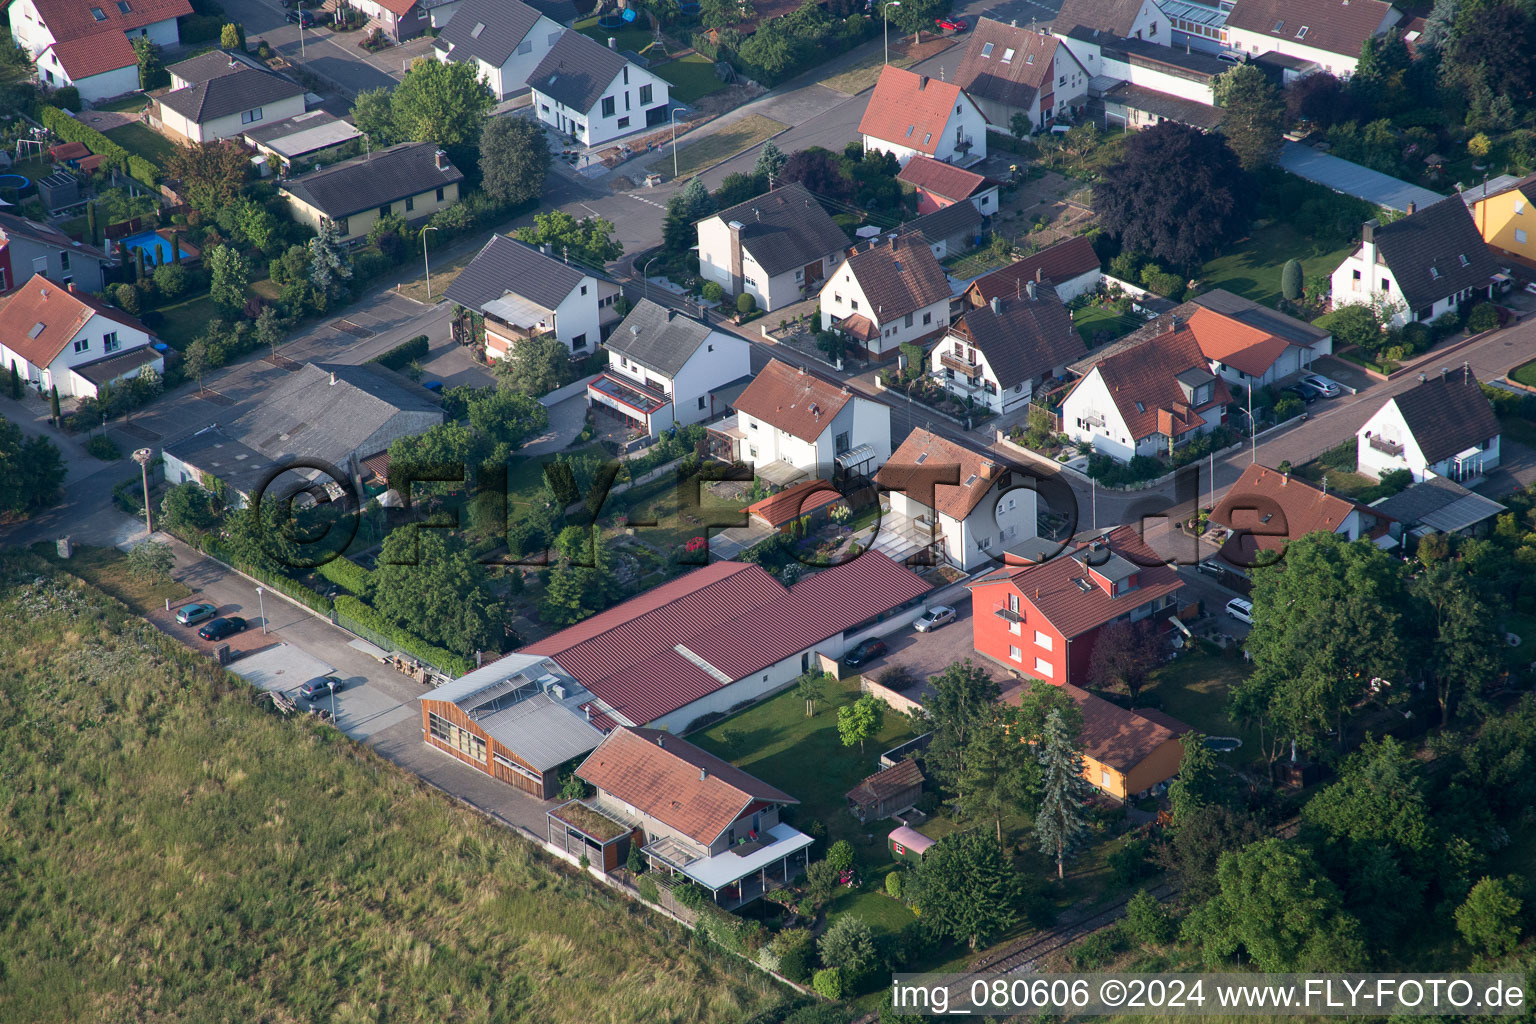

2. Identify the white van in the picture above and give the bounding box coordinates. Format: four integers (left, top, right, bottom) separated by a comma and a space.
1225, 597, 1254, 625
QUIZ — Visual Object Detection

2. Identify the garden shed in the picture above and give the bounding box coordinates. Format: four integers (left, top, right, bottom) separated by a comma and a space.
846, 757, 924, 823
888, 825, 934, 864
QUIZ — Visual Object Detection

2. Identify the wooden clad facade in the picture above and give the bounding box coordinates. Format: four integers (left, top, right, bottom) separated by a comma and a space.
419, 699, 556, 798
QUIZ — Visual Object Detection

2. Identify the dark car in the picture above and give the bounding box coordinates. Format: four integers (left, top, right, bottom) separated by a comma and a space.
198, 616, 247, 641
844, 638, 886, 667
1282, 382, 1319, 404
300, 676, 345, 700
286, 8, 316, 26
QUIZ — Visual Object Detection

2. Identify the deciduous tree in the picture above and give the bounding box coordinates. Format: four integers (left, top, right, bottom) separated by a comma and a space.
916, 659, 1001, 801
909, 830, 1026, 950
207, 244, 249, 317
1456, 876, 1524, 956
495, 333, 575, 397
837, 692, 886, 752
1086, 619, 1161, 706
515, 210, 622, 267
1414, 561, 1503, 722
479, 116, 549, 206
160, 481, 220, 533
350, 87, 397, 145
374, 527, 507, 656
795, 670, 828, 716
0, 416, 65, 515
390, 57, 495, 155
166, 141, 250, 213
126, 540, 175, 583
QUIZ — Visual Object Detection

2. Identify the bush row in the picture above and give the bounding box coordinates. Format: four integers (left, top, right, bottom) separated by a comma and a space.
40, 106, 159, 185
315, 555, 371, 596
369, 334, 430, 371
189, 532, 336, 616
334, 595, 474, 676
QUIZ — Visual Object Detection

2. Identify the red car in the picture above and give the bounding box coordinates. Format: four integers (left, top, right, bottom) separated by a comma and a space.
935, 17, 968, 31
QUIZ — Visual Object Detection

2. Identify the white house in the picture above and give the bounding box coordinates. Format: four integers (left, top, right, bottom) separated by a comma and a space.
528, 31, 669, 147
349, 0, 430, 42
1330, 199, 1500, 328
1182, 290, 1334, 388
1061, 323, 1230, 462
696, 183, 850, 313
858, 66, 988, 167
873, 428, 1040, 570
953, 20, 1090, 133
444, 234, 622, 359
589, 300, 751, 438
713, 358, 892, 486
1211, 462, 1397, 567
9, 0, 192, 102
932, 283, 1080, 416
1051, 0, 1169, 46
1223, 0, 1400, 78
1357, 368, 1501, 485
820, 234, 952, 358
153, 50, 306, 144
0, 275, 162, 399
1055, 27, 1222, 105
432, 0, 564, 100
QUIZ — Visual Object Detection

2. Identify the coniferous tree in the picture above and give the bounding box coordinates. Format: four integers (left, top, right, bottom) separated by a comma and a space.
1035, 708, 1091, 880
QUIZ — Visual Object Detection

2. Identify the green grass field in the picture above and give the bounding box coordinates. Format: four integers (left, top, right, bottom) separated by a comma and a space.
1075, 303, 1147, 350
576, 15, 657, 56
105, 120, 180, 169
1199, 222, 1356, 309
650, 114, 787, 181
1140, 642, 1264, 765
0, 552, 792, 1023
1511, 358, 1536, 389
152, 293, 221, 351
654, 54, 726, 103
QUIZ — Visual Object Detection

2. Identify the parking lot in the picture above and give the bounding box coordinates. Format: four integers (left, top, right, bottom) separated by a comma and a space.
853, 593, 1014, 697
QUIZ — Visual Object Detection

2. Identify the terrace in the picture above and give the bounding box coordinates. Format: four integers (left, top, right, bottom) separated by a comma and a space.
1368, 435, 1406, 457
644, 823, 814, 910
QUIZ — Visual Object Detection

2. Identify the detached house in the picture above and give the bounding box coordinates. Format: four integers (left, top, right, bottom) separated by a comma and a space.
954, 19, 1089, 133
1357, 368, 1501, 485
962, 235, 1102, 305
153, 50, 305, 144
1210, 463, 1396, 569
932, 280, 1080, 415
967, 525, 1183, 687
1010, 682, 1191, 800
1223, 0, 1400, 78
873, 428, 1040, 570
896, 200, 984, 261
445, 234, 620, 358
0, 209, 111, 293
1466, 172, 1536, 266
820, 234, 952, 357
1060, 323, 1230, 462
711, 358, 891, 486
7, 0, 192, 102
432, 0, 565, 100
696, 183, 849, 313
349, 0, 430, 42
1329, 199, 1500, 327
1051, 0, 1168, 45
280, 142, 464, 244
589, 300, 751, 437
897, 155, 1000, 217
1056, 29, 1226, 131
529, 31, 670, 146
0, 274, 162, 398
1182, 290, 1333, 388
859, 66, 988, 167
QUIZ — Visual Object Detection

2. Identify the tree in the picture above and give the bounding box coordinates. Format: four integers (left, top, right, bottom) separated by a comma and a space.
1094, 122, 1253, 272
663, 178, 715, 254
737, 19, 798, 78
779, 147, 852, 202
495, 334, 574, 397
885, 0, 944, 39
1124, 888, 1176, 946
160, 481, 220, 533
541, 560, 597, 627
916, 659, 1001, 801
1214, 64, 1284, 170
184, 339, 212, 393
1154, 803, 1263, 898
1443, 0, 1536, 105
254, 306, 283, 362
909, 830, 1026, 949
236, 199, 278, 253
0, 417, 65, 515
390, 57, 495, 154
837, 693, 886, 752
1414, 561, 1503, 722
1468, 132, 1493, 160
479, 116, 549, 206
308, 220, 352, 299
125, 540, 175, 583
7, 361, 19, 400
132, 35, 163, 90
220, 22, 241, 49
825, 839, 855, 874
373, 527, 507, 656
351, 87, 397, 146
1036, 708, 1091, 880
819, 915, 877, 982
1456, 877, 1523, 957
958, 713, 1033, 844
1168, 733, 1225, 826
207, 244, 249, 317
166, 142, 249, 214
795, 670, 828, 716
515, 210, 622, 267
1086, 619, 1161, 706
466, 387, 548, 465
1280, 258, 1303, 301
713, 171, 766, 207
388, 421, 475, 474
754, 139, 787, 183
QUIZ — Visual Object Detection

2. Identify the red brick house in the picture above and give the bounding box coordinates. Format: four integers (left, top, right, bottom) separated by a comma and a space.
965, 525, 1183, 686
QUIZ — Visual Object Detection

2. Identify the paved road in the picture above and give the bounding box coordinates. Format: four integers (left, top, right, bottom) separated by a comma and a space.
221, 0, 399, 98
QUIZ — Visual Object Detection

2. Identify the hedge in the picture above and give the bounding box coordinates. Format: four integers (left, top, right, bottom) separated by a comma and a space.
315, 554, 371, 596
190, 532, 336, 616
40, 106, 160, 185
334, 595, 474, 676
369, 334, 430, 371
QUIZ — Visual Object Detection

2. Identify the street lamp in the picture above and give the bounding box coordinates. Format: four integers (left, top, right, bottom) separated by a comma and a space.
296, 0, 306, 59
642, 254, 660, 302
131, 448, 153, 535
255, 585, 267, 634
421, 225, 438, 299
883, 1, 902, 66
670, 107, 686, 179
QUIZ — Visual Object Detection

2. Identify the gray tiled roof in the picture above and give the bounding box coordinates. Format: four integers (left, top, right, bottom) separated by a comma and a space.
1372, 197, 1499, 312
435, 0, 547, 68
899, 200, 983, 246
1102, 82, 1223, 130
443, 234, 590, 312
1384, 371, 1501, 466
1372, 476, 1506, 533
166, 48, 263, 85
605, 299, 716, 377
708, 182, 850, 277
528, 31, 630, 113
281, 142, 464, 220
952, 283, 1080, 389
157, 64, 303, 124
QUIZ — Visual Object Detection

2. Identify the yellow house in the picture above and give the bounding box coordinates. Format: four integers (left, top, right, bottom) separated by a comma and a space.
1468, 173, 1536, 266
279, 141, 464, 244
1010, 683, 1192, 800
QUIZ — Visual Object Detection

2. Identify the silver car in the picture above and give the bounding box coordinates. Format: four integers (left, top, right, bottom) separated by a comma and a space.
175, 602, 217, 625
914, 605, 957, 632
1300, 373, 1341, 398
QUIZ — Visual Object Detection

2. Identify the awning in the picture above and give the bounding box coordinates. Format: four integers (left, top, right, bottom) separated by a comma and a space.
482, 293, 554, 330
835, 443, 876, 469
670, 823, 814, 890
754, 460, 809, 487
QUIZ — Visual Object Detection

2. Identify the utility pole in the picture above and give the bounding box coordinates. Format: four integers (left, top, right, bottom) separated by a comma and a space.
421, 225, 438, 298
132, 448, 153, 534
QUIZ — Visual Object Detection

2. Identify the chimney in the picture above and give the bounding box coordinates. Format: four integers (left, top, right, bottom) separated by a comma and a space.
1035, 266, 1043, 284
1026, 279, 1037, 301
1407, 201, 1417, 215
1281, 472, 1289, 485
1440, 366, 1449, 381
1361, 218, 1379, 269
990, 296, 1001, 314
329, 371, 337, 386
699, 766, 707, 781
798, 364, 806, 375
919, 75, 930, 90
1464, 360, 1471, 384
434, 149, 450, 171
657, 735, 665, 748
726, 220, 745, 294
631, 324, 640, 336
584, 705, 591, 721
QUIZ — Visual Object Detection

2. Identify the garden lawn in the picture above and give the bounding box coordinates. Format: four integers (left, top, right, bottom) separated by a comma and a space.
1198, 221, 1356, 309
654, 54, 726, 103
104, 121, 180, 169
153, 293, 221, 351
689, 675, 919, 870
1511, 358, 1536, 389
0, 553, 791, 1024
1139, 641, 1263, 766
576, 16, 656, 56
91, 92, 151, 112
650, 114, 787, 181
1074, 303, 1146, 350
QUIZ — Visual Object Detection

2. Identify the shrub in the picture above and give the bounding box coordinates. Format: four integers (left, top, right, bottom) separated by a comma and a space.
671, 880, 708, 911
113, 283, 141, 315
1273, 395, 1304, 421
39, 105, 158, 184
637, 876, 658, 904
825, 840, 855, 875
701, 281, 724, 302
1124, 889, 1176, 945
736, 292, 757, 314
1468, 302, 1501, 334
755, 942, 782, 974
315, 555, 371, 597
48, 86, 81, 112
152, 263, 188, 300
370, 334, 430, 371
772, 928, 815, 983
1139, 263, 1185, 300
86, 434, 122, 460
1107, 838, 1152, 886
812, 967, 843, 1001
1066, 925, 1127, 969
885, 869, 904, 900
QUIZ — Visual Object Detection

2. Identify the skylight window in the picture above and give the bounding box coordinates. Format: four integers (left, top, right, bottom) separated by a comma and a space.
915, 452, 928, 464
905, 125, 915, 137
116, 1, 131, 12
90, 6, 106, 19
28, 322, 44, 338
923, 132, 931, 144
981, 41, 994, 57
964, 474, 978, 486
1001, 47, 1015, 63
1271, 19, 1284, 32
470, 21, 485, 36
1295, 25, 1308, 39
1135, 401, 1146, 413
1025, 53, 1034, 64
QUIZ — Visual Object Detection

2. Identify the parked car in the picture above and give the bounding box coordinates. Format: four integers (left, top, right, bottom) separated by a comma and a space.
1299, 373, 1342, 398
1196, 559, 1227, 578
1225, 598, 1254, 625
935, 16, 968, 30
1282, 382, 1319, 404
844, 638, 887, 667
198, 616, 248, 641
300, 676, 345, 700
1217, 50, 1245, 64
175, 602, 218, 625
286, 8, 316, 26
914, 605, 956, 632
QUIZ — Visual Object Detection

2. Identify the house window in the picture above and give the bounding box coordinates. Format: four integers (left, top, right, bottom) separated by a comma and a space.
835, 431, 850, 456
1007, 593, 1020, 614
103, 331, 119, 353
73, 338, 89, 353
1035, 630, 1053, 650
1518, 229, 1528, 245
517, 39, 532, 55
436, 187, 445, 202
904, 312, 913, 328
1002, 47, 1014, 63
602, 96, 616, 117
90, 6, 106, 19
241, 107, 263, 124
31, 256, 46, 274
617, 116, 630, 128
405, 196, 414, 212
1033, 657, 1054, 677
850, 299, 859, 311
623, 67, 629, 84
640, 84, 653, 105
58, 251, 69, 272
580, 284, 588, 296
697, 395, 706, 409
1009, 645, 1022, 662
922, 311, 931, 325
428, 712, 487, 762
572, 333, 587, 349
379, 204, 391, 218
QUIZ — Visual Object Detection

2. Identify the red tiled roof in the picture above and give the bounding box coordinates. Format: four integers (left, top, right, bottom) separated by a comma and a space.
875, 428, 1005, 522
374, 0, 419, 13
1184, 306, 1290, 379
732, 358, 853, 442
523, 554, 931, 726
1224, 0, 1399, 61
47, 33, 140, 81
578, 727, 797, 845
0, 274, 151, 368
967, 525, 1183, 640
1069, 326, 1231, 441
48, 141, 90, 161
859, 66, 980, 155
846, 756, 923, 806
835, 312, 879, 342
1014, 684, 1189, 772
966, 236, 1100, 304
31, 0, 192, 80
839, 233, 952, 321
746, 478, 844, 529
1210, 463, 1377, 562
897, 155, 989, 202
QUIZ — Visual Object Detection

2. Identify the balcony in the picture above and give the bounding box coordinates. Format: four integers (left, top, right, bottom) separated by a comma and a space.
993, 605, 1023, 624
588, 372, 670, 417
1368, 435, 1405, 457
939, 352, 982, 378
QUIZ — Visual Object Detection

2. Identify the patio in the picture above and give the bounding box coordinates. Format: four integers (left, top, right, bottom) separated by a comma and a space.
644, 822, 814, 910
